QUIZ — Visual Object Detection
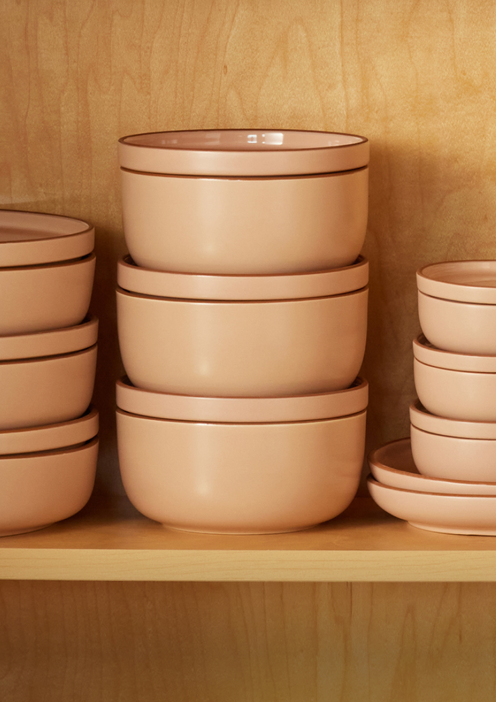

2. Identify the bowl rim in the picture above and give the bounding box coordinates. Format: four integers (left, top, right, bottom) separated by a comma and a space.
117, 255, 369, 301
417, 259, 496, 304
116, 375, 369, 423
413, 334, 496, 373
118, 128, 369, 176
410, 400, 496, 439
0, 406, 99, 455
0, 209, 94, 268
0, 316, 98, 361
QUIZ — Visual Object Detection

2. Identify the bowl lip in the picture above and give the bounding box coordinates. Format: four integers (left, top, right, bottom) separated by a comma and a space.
0, 435, 99, 462
118, 128, 370, 176
0, 209, 95, 268
417, 260, 496, 304
413, 333, 496, 373
367, 473, 496, 500
369, 436, 496, 495
117, 255, 369, 301
1, 250, 96, 273
409, 400, 496, 439
0, 316, 99, 361
0, 406, 99, 455
116, 375, 369, 423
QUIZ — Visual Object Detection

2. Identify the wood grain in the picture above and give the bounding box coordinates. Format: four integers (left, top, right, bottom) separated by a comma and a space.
1, 580, 496, 702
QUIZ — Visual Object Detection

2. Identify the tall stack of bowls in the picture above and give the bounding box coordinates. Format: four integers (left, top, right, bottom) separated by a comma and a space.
368, 260, 496, 535
116, 129, 370, 534
0, 211, 99, 536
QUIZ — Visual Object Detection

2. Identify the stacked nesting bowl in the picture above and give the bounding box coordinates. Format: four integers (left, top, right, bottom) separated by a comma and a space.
116, 129, 370, 534
368, 260, 496, 535
0, 211, 99, 536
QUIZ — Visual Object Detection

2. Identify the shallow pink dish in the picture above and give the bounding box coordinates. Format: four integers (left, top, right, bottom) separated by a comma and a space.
413, 334, 496, 422
369, 436, 496, 495
117, 257, 368, 397
116, 376, 368, 534
0, 317, 98, 430
118, 129, 369, 177
368, 475, 496, 536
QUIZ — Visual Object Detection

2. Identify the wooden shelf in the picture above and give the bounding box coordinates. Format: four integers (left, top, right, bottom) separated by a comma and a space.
2, 494, 496, 582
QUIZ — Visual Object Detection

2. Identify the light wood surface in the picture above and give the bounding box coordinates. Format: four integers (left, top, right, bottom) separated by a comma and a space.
2, 496, 496, 582
2, 579, 496, 702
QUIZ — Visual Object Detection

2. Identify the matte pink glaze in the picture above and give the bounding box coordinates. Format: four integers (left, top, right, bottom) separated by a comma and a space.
0, 438, 98, 537
368, 476, 496, 535
117, 406, 367, 534
0, 316, 98, 361
119, 129, 369, 176
369, 434, 496, 495
411, 425, 496, 482
410, 400, 496, 439
0, 345, 97, 430
418, 291, 496, 355
414, 357, 496, 422
0, 253, 96, 335
116, 285, 368, 397
0, 407, 99, 455
370, 437, 496, 494
413, 334, 496, 373
0, 210, 94, 267
117, 254, 369, 301
116, 376, 368, 423
120, 167, 368, 274
417, 260, 496, 304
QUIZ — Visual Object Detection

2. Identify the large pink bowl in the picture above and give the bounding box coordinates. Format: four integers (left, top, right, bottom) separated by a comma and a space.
117, 257, 368, 397
119, 129, 369, 275
116, 377, 368, 534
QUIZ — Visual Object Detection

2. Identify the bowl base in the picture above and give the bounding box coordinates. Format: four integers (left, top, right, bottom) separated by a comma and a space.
163, 522, 317, 535
409, 521, 496, 537
0, 523, 52, 538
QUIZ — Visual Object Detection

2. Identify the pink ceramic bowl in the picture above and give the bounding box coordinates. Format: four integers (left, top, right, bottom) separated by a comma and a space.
413, 334, 496, 421
117, 256, 368, 397
0, 253, 96, 336
410, 401, 496, 482
116, 376, 368, 534
370, 435, 496, 494
0, 317, 98, 430
0, 415, 98, 537
417, 260, 496, 354
119, 129, 369, 274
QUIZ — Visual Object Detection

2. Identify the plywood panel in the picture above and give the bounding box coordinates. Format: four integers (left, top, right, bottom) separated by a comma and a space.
2, 0, 496, 495
1, 580, 496, 702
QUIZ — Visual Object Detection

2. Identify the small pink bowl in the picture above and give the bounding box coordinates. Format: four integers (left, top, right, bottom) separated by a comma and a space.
413, 334, 496, 422
0, 409, 99, 537
116, 376, 368, 534
417, 260, 496, 354
410, 401, 496, 482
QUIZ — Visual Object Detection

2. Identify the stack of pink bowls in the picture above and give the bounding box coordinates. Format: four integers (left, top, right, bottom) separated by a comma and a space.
368, 260, 496, 535
0, 210, 99, 536
116, 129, 370, 534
